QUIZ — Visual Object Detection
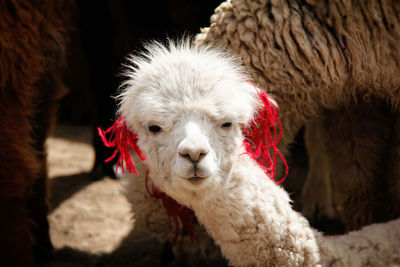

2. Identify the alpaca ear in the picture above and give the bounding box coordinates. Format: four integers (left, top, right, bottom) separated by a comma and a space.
242, 89, 288, 184
98, 116, 146, 176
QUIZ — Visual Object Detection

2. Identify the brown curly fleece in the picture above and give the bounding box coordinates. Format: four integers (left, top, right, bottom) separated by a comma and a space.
197, 0, 400, 232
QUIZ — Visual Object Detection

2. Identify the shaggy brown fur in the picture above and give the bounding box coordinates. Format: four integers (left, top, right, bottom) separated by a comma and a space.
197, 0, 400, 232
304, 100, 400, 231
0, 1, 71, 265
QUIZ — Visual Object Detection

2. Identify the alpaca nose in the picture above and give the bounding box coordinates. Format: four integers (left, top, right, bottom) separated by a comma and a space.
179, 147, 208, 162
178, 121, 210, 162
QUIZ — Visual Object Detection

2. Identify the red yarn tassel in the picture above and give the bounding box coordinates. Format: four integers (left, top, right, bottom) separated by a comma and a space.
242, 81, 288, 184
97, 116, 145, 176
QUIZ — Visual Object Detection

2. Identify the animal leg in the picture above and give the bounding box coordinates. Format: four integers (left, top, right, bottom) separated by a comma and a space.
302, 119, 336, 220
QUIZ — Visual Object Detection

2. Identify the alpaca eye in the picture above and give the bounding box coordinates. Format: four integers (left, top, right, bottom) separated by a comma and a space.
221, 122, 232, 128
148, 125, 162, 133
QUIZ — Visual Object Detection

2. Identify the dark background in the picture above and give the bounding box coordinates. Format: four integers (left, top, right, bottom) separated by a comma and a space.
60, 0, 222, 179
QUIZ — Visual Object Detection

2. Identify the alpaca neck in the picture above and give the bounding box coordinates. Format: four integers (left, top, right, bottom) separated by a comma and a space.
191, 155, 321, 266
188, 154, 400, 266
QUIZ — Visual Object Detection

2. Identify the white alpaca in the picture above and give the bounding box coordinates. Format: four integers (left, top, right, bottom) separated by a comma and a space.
103, 41, 400, 266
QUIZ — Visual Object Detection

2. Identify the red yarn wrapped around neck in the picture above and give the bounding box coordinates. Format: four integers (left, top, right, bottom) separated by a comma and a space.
144, 170, 197, 246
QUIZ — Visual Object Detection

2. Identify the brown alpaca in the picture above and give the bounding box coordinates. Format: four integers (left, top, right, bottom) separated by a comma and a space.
197, 0, 400, 233
0, 1, 71, 265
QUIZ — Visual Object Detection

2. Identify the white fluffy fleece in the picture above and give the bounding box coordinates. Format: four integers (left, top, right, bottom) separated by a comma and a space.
120, 40, 400, 266
118, 40, 262, 205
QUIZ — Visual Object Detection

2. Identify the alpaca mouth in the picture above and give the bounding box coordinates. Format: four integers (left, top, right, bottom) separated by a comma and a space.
188, 176, 207, 185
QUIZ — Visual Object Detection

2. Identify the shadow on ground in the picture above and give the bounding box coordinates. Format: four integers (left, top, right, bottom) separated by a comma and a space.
49, 173, 94, 213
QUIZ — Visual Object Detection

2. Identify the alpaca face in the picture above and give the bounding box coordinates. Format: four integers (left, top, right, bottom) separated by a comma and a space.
118, 41, 261, 202
139, 109, 244, 197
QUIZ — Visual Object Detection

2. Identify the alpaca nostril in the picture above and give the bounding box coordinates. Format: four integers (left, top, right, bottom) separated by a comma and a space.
180, 153, 193, 162
179, 149, 208, 162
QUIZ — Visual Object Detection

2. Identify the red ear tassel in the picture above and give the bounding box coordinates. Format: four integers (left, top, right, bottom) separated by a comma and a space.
242, 85, 288, 184
97, 116, 145, 176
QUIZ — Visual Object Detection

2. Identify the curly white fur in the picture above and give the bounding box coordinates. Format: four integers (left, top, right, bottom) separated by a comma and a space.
121, 40, 400, 266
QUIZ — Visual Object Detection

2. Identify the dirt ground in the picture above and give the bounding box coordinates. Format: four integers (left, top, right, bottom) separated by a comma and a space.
41, 124, 167, 267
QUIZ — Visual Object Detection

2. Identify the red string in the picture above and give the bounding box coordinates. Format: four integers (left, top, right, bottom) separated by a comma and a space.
144, 170, 198, 247
242, 80, 288, 184
97, 116, 145, 176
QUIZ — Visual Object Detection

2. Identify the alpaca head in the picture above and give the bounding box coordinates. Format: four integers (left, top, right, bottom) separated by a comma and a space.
114, 40, 279, 204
